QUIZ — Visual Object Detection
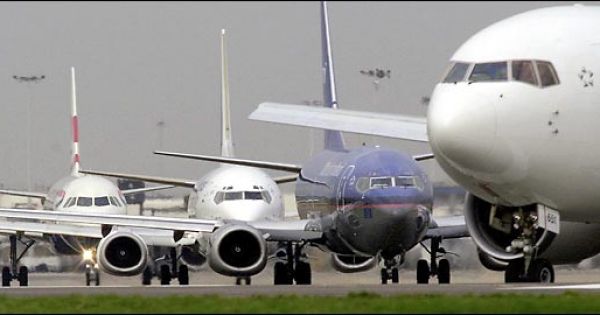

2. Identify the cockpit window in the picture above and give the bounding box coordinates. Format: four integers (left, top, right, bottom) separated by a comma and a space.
94, 196, 110, 207
370, 177, 393, 189
395, 176, 416, 188
261, 190, 272, 204
512, 60, 538, 86
443, 62, 470, 83
224, 192, 243, 201
64, 197, 76, 208
536, 61, 560, 87
244, 191, 263, 200
109, 196, 122, 207
214, 190, 272, 204
469, 62, 508, 82
76, 197, 93, 207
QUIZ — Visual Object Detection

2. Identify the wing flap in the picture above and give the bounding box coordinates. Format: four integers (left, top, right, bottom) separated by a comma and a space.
250, 102, 429, 142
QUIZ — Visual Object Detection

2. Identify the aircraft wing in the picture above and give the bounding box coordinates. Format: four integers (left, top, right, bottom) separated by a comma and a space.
0, 219, 101, 239
0, 209, 323, 242
121, 185, 177, 196
250, 102, 429, 143
154, 151, 303, 173
0, 189, 47, 200
80, 169, 196, 188
425, 215, 469, 239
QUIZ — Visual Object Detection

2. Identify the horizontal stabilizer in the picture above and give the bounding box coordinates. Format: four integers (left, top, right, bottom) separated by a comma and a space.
0, 189, 47, 200
121, 185, 177, 196
273, 174, 299, 184
426, 215, 469, 239
250, 102, 429, 142
413, 153, 435, 161
80, 169, 196, 188
154, 151, 303, 173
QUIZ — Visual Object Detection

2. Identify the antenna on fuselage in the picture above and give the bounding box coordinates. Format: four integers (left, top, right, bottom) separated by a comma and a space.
70, 67, 81, 176
321, 1, 346, 152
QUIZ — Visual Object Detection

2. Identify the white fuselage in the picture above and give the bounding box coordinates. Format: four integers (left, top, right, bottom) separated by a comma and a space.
187, 165, 284, 222
427, 5, 600, 223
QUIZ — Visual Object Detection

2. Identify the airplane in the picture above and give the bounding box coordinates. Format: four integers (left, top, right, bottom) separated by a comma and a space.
0, 67, 175, 286
0, 1, 466, 286
243, 4, 600, 283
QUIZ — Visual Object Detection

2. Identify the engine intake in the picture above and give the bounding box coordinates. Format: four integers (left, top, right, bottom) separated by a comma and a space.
97, 231, 148, 276
330, 254, 377, 273
208, 224, 267, 277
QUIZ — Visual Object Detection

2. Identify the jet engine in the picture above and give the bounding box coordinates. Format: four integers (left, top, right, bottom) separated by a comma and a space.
207, 224, 267, 277
97, 231, 148, 276
465, 193, 600, 268
330, 254, 377, 273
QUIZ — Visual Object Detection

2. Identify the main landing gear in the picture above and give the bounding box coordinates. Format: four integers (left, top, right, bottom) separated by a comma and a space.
417, 236, 451, 284
84, 264, 100, 286
505, 258, 554, 283
273, 242, 311, 285
142, 248, 189, 286
2, 235, 35, 287
380, 257, 401, 285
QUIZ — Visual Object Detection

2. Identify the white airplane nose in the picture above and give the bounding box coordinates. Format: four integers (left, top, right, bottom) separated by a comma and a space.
428, 86, 497, 173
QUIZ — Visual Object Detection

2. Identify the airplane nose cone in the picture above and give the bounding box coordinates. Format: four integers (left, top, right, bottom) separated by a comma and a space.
428, 87, 497, 172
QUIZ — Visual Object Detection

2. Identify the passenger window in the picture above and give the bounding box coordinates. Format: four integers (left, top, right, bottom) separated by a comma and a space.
512, 61, 538, 85
370, 177, 392, 189
95, 196, 110, 207
244, 191, 263, 200
536, 61, 559, 87
443, 62, 470, 83
469, 62, 507, 82
214, 191, 224, 205
76, 197, 93, 207
261, 190, 272, 204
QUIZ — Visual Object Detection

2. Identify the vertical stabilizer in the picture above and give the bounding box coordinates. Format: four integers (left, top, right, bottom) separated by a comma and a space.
321, 1, 346, 152
220, 29, 235, 158
70, 67, 81, 176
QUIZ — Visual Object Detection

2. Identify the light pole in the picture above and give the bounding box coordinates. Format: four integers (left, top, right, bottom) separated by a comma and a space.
12, 75, 45, 197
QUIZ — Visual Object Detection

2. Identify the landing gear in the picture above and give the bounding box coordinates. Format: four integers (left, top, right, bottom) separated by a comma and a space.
273, 242, 311, 285
418, 236, 452, 284
84, 264, 100, 286
145, 247, 190, 286
235, 276, 251, 285
505, 258, 554, 283
380, 257, 400, 285
2, 235, 35, 287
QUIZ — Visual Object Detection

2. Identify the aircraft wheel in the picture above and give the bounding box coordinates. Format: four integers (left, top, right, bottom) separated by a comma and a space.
94, 268, 100, 286
294, 261, 311, 285
178, 265, 189, 285
527, 259, 554, 283
274, 262, 292, 285
142, 266, 153, 286
380, 268, 388, 285
505, 259, 525, 283
160, 265, 171, 285
416, 259, 429, 284
438, 259, 450, 284
85, 269, 91, 286
2, 267, 10, 287
18, 266, 28, 287
391, 268, 399, 284
245, 277, 251, 285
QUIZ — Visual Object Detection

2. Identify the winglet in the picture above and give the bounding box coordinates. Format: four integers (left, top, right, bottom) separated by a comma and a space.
220, 28, 234, 158
321, 1, 346, 152
70, 67, 81, 176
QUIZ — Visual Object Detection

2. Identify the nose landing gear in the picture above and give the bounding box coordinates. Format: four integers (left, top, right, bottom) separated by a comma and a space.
417, 236, 452, 284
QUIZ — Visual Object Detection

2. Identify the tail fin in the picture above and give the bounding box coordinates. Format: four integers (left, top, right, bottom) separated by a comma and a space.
321, 1, 345, 152
220, 29, 235, 158
70, 67, 81, 176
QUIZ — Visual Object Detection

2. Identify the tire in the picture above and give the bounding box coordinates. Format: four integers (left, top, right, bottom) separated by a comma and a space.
505, 259, 525, 283
380, 268, 388, 285
274, 262, 287, 285
18, 266, 28, 287
85, 269, 91, 286
245, 277, 251, 285
2, 267, 10, 287
294, 261, 312, 285
438, 259, 450, 284
142, 266, 153, 286
95, 269, 100, 286
160, 265, 171, 285
235, 277, 242, 285
416, 259, 429, 284
527, 259, 554, 283
391, 268, 399, 284
178, 265, 189, 285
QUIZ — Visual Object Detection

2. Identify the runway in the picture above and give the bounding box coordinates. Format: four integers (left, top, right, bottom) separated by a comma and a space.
2, 267, 600, 297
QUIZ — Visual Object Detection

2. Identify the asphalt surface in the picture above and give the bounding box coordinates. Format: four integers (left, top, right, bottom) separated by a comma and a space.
1, 267, 600, 296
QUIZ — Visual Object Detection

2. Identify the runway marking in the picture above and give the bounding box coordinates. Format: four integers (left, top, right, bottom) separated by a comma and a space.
501, 284, 600, 290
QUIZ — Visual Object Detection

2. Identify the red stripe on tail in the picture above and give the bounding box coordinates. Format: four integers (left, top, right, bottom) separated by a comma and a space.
72, 116, 79, 143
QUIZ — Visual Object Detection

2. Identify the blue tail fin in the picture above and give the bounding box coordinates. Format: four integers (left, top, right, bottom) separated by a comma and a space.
321, 1, 346, 152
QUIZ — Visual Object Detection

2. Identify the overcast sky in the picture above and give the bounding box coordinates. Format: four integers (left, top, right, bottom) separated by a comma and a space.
0, 1, 591, 193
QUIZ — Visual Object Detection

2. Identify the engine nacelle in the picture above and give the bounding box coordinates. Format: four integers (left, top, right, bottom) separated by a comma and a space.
465, 193, 600, 268
207, 224, 267, 277
330, 254, 377, 273
97, 231, 148, 276
180, 245, 207, 271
